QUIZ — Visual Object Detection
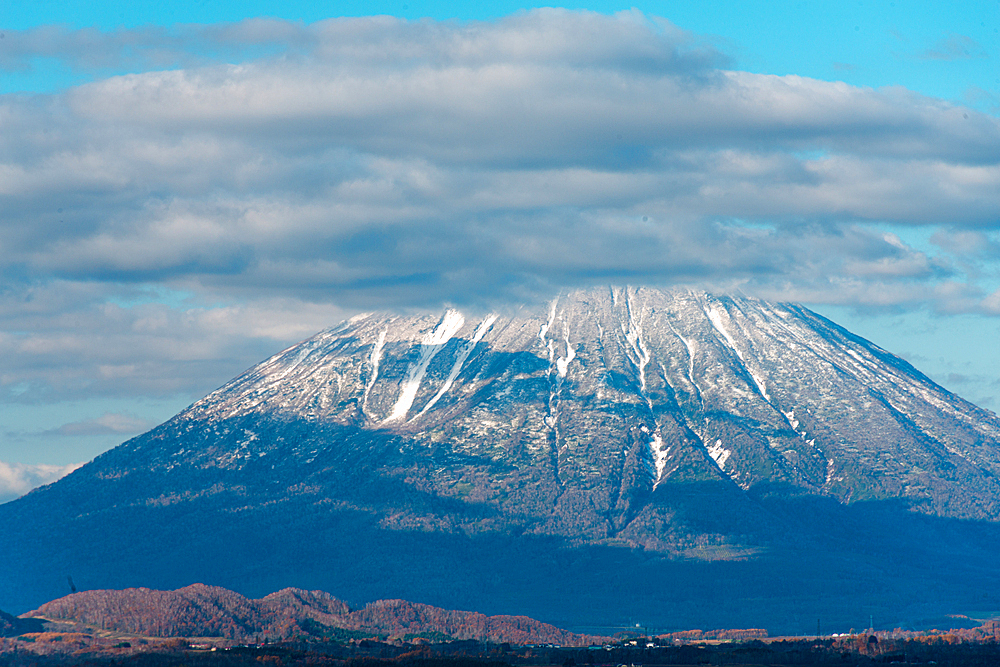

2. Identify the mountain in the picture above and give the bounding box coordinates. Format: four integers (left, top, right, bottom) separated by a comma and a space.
3, 287, 1000, 634
24, 583, 602, 644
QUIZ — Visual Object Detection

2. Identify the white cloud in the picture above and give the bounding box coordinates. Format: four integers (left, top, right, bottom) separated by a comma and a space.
0, 282, 352, 402
0, 461, 84, 504
0, 9, 998, 411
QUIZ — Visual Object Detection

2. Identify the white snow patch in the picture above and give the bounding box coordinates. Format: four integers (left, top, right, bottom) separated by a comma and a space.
539, 298, 561, 384
650, 432, 670, 488
416, 314, 497, 418
362, 329, 387, 419
555, 332, 575, 378
385, 310, 465, 422
707, 439, 732, 471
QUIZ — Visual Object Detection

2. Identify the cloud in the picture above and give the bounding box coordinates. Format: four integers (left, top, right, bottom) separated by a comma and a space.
0, 10, 998, 407
44, 412, 152, 436
0, 282, 351, 402
0, 461, 83, 504
919, 34, 988, 61
980, 288, 1000, 315
0, 19, 306, 81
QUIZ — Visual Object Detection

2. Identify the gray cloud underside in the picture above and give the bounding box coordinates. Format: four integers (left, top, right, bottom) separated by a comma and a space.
2, 10, 999, 306
1, 10, 999, 404
0, 281, 350, 401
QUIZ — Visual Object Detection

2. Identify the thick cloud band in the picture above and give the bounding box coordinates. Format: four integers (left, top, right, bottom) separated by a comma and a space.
0, 9, 998, 415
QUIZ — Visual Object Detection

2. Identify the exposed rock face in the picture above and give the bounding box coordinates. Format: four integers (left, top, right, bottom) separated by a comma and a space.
3, 287, 1000, 633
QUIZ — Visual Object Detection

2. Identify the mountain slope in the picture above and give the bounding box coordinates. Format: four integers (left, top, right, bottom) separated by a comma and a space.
3, 287, 1000, 634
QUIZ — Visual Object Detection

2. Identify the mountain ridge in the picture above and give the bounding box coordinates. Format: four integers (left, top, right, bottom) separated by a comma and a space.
23, 584, 606, 645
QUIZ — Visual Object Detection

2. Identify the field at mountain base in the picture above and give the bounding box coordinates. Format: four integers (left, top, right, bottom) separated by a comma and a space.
3, 287, 1000, 635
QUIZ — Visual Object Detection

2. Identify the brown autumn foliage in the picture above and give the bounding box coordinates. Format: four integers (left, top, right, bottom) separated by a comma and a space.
655, 628, 767, 641
26, 585, 606, 646
346, 599, 596, 645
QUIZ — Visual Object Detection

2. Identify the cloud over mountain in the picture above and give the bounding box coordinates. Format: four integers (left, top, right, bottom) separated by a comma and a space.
2, 10, 997, 307
0, 9, 998, 417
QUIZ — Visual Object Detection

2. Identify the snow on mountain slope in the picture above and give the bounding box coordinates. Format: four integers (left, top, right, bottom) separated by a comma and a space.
144, 287, 1000, 524
4, 287, 1000, 631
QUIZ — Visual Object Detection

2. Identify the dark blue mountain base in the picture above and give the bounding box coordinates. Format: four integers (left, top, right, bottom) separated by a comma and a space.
4, 418, 1000, 635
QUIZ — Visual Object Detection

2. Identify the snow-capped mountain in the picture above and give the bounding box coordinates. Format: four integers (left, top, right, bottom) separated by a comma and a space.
4, 287, 1000, 634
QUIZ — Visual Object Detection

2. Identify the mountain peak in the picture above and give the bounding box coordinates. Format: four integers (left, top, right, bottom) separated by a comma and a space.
4, 286, 1000, 633
128, 286, 1000, 521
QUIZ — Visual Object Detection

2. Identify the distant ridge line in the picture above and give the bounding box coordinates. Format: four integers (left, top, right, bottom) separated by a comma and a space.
24, 584, 610, 646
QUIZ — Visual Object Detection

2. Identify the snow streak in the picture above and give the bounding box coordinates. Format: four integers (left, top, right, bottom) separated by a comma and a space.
556, 329, 575, 378
706, 305, 771, 402
539, 299, 576, 463
707, 439, 732, 471
666, 318, 702, 406
623, 291, 651, 394
385, 310, 465, 423
416, 314, 498, 419
362, 329, 387, 420
651, 432, 670, 489
538, 298, 558, 369
621, 289, 669, 488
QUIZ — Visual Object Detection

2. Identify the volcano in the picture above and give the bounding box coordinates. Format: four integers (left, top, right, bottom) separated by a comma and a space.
4, 287, 1000, 634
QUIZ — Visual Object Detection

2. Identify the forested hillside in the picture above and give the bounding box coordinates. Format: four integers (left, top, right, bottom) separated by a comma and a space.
27, 585, 604, 645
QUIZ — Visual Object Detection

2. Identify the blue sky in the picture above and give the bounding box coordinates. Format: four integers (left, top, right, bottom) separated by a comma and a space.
0, 0, 998, 501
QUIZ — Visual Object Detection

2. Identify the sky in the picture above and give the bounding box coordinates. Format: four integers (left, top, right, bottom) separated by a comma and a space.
0, 0, 998, 502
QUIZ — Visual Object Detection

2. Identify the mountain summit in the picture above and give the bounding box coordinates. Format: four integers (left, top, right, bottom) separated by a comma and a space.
4, 287, 1000, 633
